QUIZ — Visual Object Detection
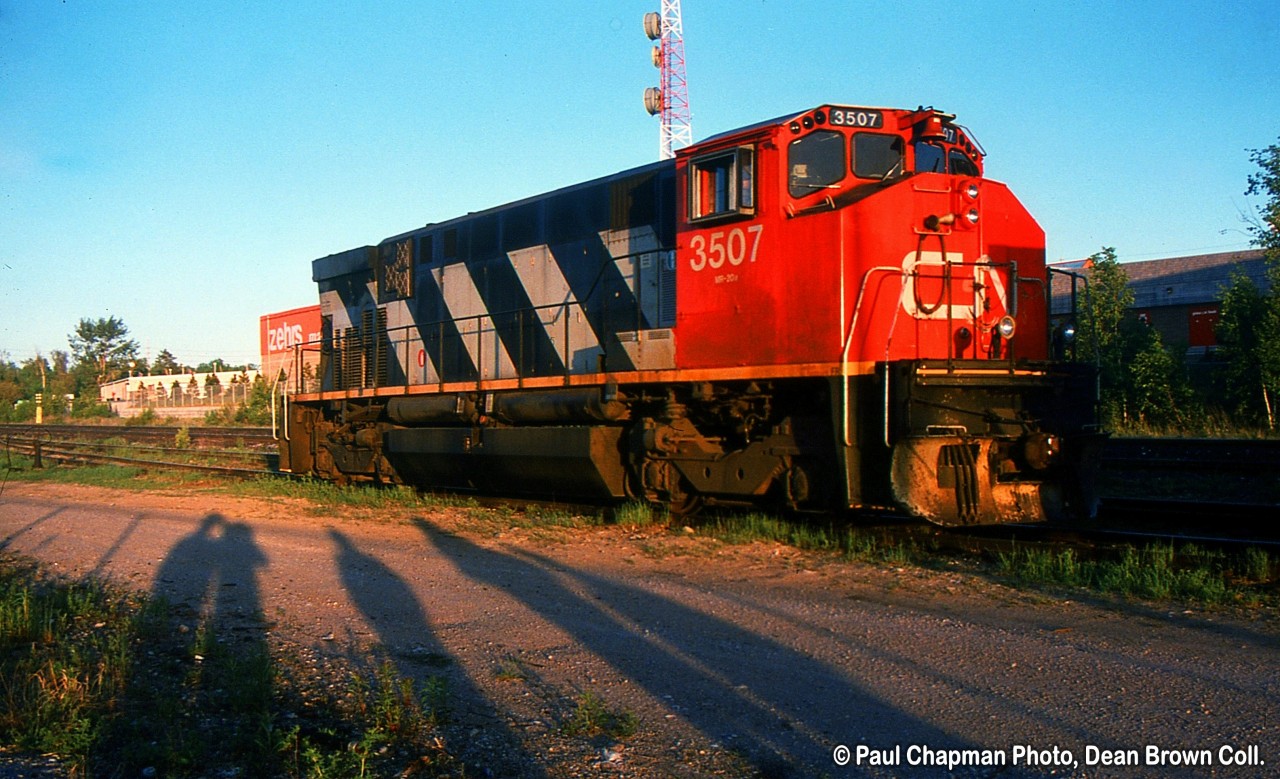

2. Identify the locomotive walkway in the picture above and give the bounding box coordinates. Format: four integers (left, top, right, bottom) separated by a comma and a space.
0, 482, 1275, 777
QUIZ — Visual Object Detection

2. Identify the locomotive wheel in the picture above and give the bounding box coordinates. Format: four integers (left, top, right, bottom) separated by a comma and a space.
665, 476, 703, 517
624, 462, 703, 516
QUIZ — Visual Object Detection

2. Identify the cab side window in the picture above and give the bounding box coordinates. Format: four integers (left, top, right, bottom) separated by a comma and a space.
788, 130, 845, 197
689, 146, 755, 222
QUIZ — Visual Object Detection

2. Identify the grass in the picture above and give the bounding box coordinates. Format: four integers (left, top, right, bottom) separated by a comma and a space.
995, 542, 1274, 604
241, 476, 452, 510
696, 510, 1276, 605
612, 499, 667, 526
1, 447, 145, 489
0, 558, 140, 767
0, 554, 464, 778
699, 510, 928, 566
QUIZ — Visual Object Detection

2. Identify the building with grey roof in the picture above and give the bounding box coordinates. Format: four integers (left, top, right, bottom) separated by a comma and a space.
1050, 249, 1269, 360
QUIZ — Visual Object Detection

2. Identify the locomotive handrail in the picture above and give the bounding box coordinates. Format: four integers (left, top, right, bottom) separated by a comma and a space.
270, 378, 284, 441
842, 265, 907, 446
1046, 267, 1095, 362
314, 296, 605, 393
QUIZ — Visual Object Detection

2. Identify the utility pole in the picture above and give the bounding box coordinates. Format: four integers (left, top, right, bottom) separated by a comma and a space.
643, 1, 692, 160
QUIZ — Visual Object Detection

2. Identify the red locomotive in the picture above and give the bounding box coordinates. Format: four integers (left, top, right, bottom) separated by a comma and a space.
278, 104, 1101, 525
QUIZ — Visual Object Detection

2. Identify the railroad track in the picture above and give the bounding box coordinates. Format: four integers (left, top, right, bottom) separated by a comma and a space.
0, 423, 275, 450
2, 426, 1275, 548
1, 423, 281, 478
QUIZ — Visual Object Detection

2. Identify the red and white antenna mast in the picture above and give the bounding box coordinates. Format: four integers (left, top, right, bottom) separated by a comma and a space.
643, 1, 692, 160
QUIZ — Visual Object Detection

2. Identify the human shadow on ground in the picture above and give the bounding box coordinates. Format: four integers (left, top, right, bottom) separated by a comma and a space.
411, 518, 979, 778
154, 513, 266, 629
327, 528, 547, 778
139, 513, 271, 774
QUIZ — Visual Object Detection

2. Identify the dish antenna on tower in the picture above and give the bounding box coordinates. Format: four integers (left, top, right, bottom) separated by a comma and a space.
643, 1, 692, 160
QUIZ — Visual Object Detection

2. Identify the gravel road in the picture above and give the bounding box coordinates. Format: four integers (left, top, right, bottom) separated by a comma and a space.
0, 482, 1276, 778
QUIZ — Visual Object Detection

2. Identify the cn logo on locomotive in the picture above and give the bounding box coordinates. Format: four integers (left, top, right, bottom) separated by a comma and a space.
898, 251, 1009, 320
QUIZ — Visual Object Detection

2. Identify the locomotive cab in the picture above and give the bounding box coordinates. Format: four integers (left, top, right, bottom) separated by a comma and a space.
672, 105, 1102, 524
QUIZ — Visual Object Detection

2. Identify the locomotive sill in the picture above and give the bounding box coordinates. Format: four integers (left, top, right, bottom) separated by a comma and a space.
915, 367, 1048, 377
914, 375, 1060, 390
291, 362, 875, 404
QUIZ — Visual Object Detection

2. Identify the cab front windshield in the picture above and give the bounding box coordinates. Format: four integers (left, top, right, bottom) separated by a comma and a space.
786, 126, 978, 196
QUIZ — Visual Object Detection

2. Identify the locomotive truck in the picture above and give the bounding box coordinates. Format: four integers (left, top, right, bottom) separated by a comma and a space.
277, 104, 1102, 525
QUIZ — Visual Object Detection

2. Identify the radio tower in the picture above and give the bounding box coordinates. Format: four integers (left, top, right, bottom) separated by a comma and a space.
643, 1, 692, 160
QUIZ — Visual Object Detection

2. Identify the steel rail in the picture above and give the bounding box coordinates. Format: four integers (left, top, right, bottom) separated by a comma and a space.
2, 437, 289, 480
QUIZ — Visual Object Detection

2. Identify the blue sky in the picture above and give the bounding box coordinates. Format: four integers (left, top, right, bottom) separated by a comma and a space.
2, 1, 1278, 368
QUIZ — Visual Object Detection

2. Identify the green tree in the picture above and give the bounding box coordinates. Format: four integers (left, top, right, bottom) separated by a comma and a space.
1216, 268, 1272, 423
0, 380, 21, 422
68, 316, 139, 385
195, 359, 250, 373
1074, 246, 1196, 428
0, 356, 30, 422
1127, 329, 1194, 427
49, 350, 70, 375
1218, 139, 1280, 428
1076, 248, 1140, 424
17, 356, 49, 398
1075, 247, 1132, 374
1246, 139, 1280, 255
152, 349, 183, 375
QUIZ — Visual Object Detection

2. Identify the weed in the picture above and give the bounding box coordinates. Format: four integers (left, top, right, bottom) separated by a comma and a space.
1242, 546, 1272, 582
374, 659, 445, 730
127, 409, 159, 426
236, 477, 435, 512
494, 656, 529, 683
560, 691, 638, 739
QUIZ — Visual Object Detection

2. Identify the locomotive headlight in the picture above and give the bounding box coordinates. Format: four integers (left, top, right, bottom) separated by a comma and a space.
1021, 432, 1060, 471
996, 315, 1016, 339
965, 208, 980, 225
963, 182, 980, 200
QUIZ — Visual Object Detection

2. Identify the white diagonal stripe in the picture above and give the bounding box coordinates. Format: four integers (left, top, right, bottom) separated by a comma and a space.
436, 263, 517, 380
507, 245, 603, 373
383, 298, 439, 385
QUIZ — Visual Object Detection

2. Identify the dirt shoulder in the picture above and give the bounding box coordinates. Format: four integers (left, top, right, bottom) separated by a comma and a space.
1, 482, 1277, 777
